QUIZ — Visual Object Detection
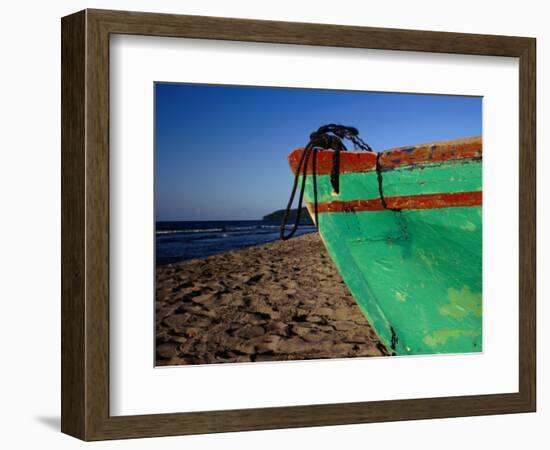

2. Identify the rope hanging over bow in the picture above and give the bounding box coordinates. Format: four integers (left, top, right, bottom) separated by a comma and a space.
280, 124, 373, 240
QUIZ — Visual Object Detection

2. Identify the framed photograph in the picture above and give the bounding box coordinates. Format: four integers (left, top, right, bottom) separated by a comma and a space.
61, 9, 536, 440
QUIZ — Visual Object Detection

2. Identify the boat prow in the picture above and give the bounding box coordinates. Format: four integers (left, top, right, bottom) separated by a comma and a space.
287, 136, 482, 356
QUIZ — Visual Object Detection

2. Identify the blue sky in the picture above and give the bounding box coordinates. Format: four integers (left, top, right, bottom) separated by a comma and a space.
155, 83, 482, 221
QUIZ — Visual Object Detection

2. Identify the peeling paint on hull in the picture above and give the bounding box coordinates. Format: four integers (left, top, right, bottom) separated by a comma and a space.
287, 137, 482, 356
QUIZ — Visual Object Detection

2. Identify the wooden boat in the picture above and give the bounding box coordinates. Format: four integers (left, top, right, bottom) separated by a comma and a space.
287, 136, 482, 355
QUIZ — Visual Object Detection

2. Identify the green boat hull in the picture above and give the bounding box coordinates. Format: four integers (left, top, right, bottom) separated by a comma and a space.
288, 137, 482, 355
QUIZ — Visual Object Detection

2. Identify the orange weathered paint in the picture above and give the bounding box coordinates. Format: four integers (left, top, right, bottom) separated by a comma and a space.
287, 148, 377, 175
288, 136, 482, 175
379, 140, 482, 168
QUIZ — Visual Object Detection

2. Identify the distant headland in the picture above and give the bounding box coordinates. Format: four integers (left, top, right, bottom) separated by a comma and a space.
262, 207, 313, 224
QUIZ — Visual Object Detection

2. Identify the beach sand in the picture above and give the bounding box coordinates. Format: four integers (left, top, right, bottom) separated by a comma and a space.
156, 233, 388, 366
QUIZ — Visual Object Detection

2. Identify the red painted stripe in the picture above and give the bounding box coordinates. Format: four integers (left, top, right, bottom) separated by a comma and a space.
312, 191, 482, 213
288, 137, 482, 175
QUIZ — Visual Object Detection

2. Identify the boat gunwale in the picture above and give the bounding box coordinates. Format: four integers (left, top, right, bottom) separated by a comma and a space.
288, 136, 482, 175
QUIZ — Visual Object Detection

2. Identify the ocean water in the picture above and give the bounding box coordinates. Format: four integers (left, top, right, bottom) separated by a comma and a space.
156, 220, 316, 265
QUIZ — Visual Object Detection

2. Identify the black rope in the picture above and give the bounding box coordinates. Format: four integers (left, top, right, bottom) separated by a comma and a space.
375, 151, 401, 212
280, 124, 372, 240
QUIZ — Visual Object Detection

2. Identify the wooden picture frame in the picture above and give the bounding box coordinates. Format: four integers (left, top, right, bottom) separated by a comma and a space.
61, 9, 536, 441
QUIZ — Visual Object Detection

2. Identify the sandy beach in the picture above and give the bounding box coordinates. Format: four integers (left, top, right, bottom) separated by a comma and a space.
156, 233, 388, 366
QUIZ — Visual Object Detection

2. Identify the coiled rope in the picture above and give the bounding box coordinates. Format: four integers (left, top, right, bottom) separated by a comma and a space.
280, 124, 372, 240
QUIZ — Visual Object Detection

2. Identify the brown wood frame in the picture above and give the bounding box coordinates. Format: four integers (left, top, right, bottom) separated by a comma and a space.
61, 9, 536, 441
